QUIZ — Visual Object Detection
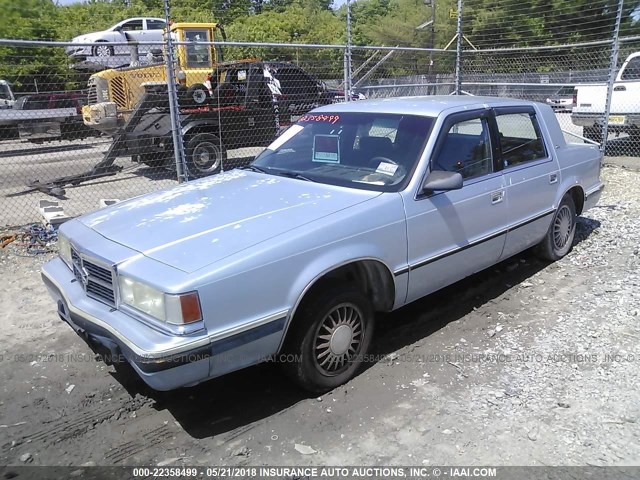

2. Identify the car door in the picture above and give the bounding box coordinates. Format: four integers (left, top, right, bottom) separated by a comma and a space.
143, 19, 166, 54
403, 110, 509, 304
244, 65, 278, 145
273, 66, 322, 125
492, 107, 559, 259
118, 19, 145, 55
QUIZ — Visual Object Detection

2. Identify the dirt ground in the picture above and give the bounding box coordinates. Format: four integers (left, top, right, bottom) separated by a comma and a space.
0, 159, 639, 469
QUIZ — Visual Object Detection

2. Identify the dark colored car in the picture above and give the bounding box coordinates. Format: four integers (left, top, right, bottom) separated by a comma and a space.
14, 92, 88, 113
14, 91, 97, 142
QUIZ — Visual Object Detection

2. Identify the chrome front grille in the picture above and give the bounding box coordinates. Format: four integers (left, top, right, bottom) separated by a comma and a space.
71, 248, 116, 306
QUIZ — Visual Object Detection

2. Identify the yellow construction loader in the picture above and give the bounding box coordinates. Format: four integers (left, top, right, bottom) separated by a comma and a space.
82, 22, 225, 134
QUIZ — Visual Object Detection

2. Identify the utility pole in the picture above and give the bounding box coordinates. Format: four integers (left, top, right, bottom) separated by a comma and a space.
416, 1, 436, 93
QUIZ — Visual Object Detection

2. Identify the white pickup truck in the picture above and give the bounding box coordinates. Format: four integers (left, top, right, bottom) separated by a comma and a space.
571, 52, 640, 143
0, 80, 15, 109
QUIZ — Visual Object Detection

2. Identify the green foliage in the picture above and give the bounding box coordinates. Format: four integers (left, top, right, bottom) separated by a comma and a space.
0, 0, 68, 92
0, 0, 638, 92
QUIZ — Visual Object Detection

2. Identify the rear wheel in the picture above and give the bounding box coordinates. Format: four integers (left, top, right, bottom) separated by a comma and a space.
536, 194, 577, 261
185, 133, 226, 177
281, 286, 374, 393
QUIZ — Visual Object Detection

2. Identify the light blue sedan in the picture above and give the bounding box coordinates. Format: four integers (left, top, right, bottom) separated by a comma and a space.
42, 96, 604, 392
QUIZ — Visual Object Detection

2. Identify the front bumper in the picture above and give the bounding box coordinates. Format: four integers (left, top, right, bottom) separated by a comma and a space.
65, 45, 90, 58
42, 258, 212, 390
82, 103, 121, 134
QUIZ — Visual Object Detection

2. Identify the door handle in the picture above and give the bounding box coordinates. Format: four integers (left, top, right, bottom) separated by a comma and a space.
614, 85, 626, 92
491, 190, 504, 204
549, 173, 558, 184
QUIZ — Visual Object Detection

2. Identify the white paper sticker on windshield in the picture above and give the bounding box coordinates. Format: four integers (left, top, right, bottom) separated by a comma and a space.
376, 162, 398, 176
237, 70, 247, 81
313, 135, 340, 163
267, 125, 304, 151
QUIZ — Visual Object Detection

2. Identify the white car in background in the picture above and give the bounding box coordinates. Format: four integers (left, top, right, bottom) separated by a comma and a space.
65, 17, 167, 59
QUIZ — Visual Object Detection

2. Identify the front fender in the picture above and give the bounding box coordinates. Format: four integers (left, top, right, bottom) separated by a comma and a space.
277, 245, 403, 352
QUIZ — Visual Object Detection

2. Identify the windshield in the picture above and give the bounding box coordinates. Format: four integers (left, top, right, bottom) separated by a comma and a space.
252, 112, 434, 192
557, 86, 575, 96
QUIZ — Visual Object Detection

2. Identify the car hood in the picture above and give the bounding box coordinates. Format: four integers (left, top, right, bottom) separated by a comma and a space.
79, 170, 381, 273
72, 31, 108, 43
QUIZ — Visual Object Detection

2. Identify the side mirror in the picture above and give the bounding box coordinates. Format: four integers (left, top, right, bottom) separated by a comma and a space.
422, 170, 463, 194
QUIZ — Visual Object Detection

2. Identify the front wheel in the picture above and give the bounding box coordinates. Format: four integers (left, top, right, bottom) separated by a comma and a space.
281, 286, 374, 393
536, 194, 577, 261
93, 42, 113, 57
185, 133, 226, 178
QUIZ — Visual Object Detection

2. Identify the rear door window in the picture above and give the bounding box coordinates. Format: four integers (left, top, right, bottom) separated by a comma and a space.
146, 20, 166, 30
494, 112, 547, 168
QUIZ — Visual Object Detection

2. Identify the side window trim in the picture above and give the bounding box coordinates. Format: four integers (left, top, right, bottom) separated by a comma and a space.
429, 109, 494, 179
492, 106, 550, 169
416, 109, 494, 200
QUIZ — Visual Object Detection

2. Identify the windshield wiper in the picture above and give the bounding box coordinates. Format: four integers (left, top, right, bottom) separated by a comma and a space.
274, 170, 315, 182
241, 165, 269, 174
242, 165, 314, 182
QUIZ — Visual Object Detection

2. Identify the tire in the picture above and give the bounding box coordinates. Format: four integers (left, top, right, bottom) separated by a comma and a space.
186, 83, 209, 106
281, 286, 374, 394
583, 126, 602, 143
93, 42, 113, 57
185, 133, 226, 177
536, 194, 577, 261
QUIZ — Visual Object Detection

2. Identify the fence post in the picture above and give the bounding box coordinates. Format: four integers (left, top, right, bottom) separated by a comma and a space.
601, 0, 625, 155
344, 0, 353, 101
162, 0, 187, 183
454, 0, 463, 95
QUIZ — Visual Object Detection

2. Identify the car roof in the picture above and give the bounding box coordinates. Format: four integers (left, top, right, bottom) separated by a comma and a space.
117, 17, 165, 23
312, 95, 542, 117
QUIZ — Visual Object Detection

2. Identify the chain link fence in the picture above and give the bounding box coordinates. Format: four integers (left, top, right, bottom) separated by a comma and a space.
459, 42, 613, 143
0, 0, 637, 227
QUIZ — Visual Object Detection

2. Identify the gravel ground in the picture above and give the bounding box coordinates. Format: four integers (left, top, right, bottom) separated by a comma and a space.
0, 159, 639, 468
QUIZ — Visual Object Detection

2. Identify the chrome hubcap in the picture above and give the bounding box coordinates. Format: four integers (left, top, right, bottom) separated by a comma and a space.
95, 45, 111, 57
553, 205, 573, 249
315, 303, 363, 375
330, 325, 353, 355
192, 90, 207, 104
192, 142, 220, 171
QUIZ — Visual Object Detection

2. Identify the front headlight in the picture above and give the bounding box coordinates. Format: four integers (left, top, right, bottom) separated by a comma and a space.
58, 234, 72, 269
119, 276, 202, 325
